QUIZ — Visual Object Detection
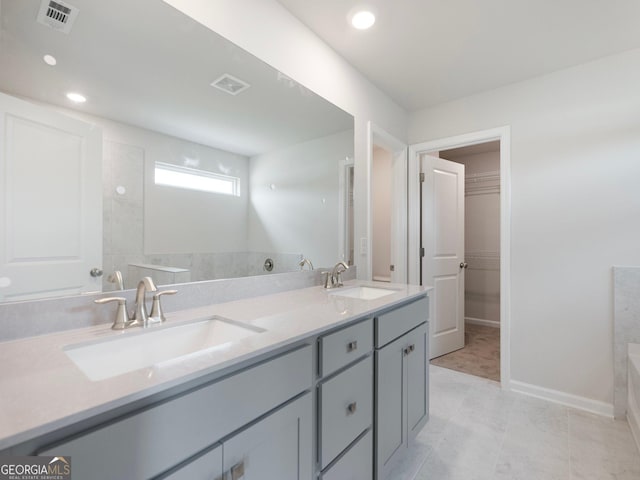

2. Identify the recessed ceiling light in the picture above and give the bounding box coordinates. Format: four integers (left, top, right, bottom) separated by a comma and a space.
351, 10, 376, 30
66, 92, 87, 103
43, 54, 57, 66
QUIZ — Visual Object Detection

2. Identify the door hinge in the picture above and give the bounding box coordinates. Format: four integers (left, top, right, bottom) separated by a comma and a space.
419, 173, 425, 182
420, 247, 425, 258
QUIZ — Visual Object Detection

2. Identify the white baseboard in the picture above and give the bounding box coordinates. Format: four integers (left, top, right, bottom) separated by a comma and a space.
629, 372, 640, 454
465, 317, 500, 328
629, 407, 640, 455
510, 380, 614, 418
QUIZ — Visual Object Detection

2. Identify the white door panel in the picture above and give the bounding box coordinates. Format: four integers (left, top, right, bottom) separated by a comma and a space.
0, 92, 102, 301
421, 155, 464, 358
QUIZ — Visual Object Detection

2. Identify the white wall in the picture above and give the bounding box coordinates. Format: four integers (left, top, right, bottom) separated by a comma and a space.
372, 146, 392, 281
163, 0, 409, 280
248, 130, 353, 268
409, 48, 640, 407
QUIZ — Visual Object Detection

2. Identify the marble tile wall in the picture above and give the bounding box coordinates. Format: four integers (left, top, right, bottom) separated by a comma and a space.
144, 252, 303, 283
614, 266, 640, 418
102, 140, 145, 292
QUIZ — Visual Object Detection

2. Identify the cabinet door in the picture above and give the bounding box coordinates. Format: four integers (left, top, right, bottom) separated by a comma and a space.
222, 393, 312, 480
375, 334, 406, 478
375, 322, 429, 479
406, 322, 429, 442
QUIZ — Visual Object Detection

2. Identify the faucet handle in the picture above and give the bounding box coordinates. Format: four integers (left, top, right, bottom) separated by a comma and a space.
321, 271, 331, 289
150, 289, 178, 323
95, 297, 131, 330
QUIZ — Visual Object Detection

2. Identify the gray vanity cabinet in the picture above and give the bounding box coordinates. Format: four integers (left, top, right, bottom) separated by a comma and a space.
222, 393, 312, 480
316, 318, 374, 478
374, 297, 429, 480
39, 345, 313, 480
164, 393, 312, 480
162, 444, 223, 480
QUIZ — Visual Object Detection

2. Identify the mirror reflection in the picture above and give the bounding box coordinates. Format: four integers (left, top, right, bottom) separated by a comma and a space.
0, 0, 354, 302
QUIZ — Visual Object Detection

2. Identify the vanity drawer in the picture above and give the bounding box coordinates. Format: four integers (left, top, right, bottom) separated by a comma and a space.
321, 429, 372, 480
319, 356, 373, 469
39, 344, 312, 480
162, 444, 222, 480
375, 296, 428, 348
319, 318, 373, 377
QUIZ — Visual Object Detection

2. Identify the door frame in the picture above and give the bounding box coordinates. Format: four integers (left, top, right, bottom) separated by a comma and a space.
367, 121, 408, 283
408, 126, 511, 389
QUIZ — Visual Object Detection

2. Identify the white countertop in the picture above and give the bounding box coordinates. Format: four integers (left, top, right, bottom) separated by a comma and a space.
0, 280, 428, 450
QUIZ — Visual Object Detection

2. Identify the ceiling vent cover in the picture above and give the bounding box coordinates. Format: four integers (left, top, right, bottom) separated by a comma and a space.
37, 0, 79, 34
210, 74, 250, 96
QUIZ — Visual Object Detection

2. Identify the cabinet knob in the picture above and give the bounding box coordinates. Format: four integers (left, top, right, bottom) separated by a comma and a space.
347, 402, 357, 414
347, 340, 358, 352
231, 460, 245, 480
404, 344, 416, 355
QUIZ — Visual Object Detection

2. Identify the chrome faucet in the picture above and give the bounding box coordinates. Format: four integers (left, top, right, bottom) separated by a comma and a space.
323, 261, 349, 289
331, 261, 349, 287
131, 276, 157, 326
95, 277, 178, 330
299, 257, 314, 271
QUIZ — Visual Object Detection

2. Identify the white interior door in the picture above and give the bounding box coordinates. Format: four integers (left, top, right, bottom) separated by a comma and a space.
421, 154, 465, 358
0, 92, 102, 301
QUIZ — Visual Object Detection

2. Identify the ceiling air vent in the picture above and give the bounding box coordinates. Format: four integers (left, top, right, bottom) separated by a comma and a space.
210, 74, 250, 96
36, 0, 79, 34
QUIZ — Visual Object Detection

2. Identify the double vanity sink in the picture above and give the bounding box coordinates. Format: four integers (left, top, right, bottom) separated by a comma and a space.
0, 280, 429, 480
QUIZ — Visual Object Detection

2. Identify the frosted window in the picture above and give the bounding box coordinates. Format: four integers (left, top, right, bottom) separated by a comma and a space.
154, 162, 239, 196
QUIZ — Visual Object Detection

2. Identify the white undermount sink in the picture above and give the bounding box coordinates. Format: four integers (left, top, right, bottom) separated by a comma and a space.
328, 286, 398, 300
64, 316, 266, 381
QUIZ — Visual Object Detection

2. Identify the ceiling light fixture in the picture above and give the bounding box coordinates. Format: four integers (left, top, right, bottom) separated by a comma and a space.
43, 54, 57, 66
66, 92, 86, 103
351, 10, 376, 30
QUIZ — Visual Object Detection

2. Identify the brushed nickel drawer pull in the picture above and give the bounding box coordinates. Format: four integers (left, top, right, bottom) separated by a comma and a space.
347, 341, 358, 352
347, 402, 357, 414
231, 460, 245, 480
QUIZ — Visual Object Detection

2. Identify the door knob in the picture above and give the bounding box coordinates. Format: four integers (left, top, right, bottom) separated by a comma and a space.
90, 267, 104, 277
459, 262, 468, 269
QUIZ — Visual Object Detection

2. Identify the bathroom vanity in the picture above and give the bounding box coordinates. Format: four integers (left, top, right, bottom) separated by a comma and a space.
0, 281, 429, 479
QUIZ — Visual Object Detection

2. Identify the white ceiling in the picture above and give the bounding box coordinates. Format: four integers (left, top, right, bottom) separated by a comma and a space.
277, 0, 640, 111
0, 0, 352, 157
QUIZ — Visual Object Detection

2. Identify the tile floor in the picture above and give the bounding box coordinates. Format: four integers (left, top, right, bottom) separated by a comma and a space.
392, 366, 640, 480
430, 324, 500, 381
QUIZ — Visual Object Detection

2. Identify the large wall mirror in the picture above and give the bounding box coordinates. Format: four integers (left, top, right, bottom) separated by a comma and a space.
0, 0, 355, 302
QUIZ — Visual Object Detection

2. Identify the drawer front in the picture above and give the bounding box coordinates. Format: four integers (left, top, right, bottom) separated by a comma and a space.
39, 345, 312, 480
321, 429, 372, 480
319, 319, 373, 377
375, 296, 428, 347
319, 356, 373, 469
162, 444, 222, 480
